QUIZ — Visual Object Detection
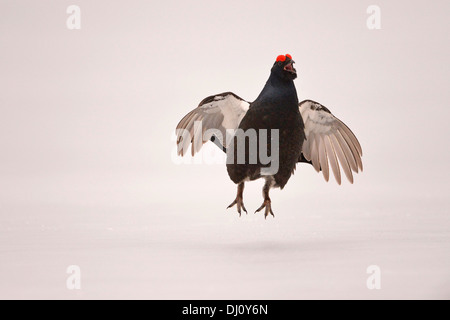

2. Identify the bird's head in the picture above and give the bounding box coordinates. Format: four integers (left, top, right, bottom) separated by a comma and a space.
272, 54, 297, 81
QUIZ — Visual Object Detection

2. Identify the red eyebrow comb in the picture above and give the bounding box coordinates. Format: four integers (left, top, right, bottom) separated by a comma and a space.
276, 55, 286, 62
276, 54, 293, 62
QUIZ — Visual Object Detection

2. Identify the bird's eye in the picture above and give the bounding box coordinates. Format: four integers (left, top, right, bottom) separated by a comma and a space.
285, 54, 292, 60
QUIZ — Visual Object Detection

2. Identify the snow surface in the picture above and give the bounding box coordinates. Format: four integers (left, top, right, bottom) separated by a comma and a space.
0, 169, 448, 300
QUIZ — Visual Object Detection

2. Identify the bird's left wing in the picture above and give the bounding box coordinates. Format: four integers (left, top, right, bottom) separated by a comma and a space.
176, 92, 250, 156
299, 100, 363, 184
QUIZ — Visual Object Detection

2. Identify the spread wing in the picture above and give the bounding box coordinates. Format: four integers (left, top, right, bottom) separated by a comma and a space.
176, 92, 250, 156
299, 100, 363, 184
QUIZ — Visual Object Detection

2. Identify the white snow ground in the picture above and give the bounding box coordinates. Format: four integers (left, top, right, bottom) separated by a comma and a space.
0, 168, 448, 300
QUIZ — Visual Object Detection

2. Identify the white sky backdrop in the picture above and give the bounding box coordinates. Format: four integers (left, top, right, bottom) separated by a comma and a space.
0, 0, 449, 299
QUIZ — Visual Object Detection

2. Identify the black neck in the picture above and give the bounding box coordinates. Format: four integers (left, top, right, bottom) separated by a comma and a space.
254, 73, 299, 108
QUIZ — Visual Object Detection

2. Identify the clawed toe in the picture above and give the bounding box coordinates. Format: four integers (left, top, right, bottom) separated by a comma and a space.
255, 199, 274, 219
227, 181, 275, 218
227, 198, 247, 216
227, 182, 247, 216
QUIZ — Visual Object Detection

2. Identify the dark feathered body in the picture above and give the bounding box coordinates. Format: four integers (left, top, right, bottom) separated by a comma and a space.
226, 70, 305, 189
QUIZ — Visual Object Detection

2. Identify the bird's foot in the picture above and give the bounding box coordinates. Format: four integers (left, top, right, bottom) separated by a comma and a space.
255, 199, 274, 219
227, 197, 247, 217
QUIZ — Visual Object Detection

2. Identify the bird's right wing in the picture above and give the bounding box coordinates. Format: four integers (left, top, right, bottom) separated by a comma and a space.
176, 92, 250, 156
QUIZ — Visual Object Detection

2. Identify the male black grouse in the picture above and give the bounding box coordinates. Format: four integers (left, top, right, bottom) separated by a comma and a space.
176, 54, 363, 218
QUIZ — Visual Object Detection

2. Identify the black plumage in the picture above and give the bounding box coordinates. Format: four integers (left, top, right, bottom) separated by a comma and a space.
225, 56, 304, 216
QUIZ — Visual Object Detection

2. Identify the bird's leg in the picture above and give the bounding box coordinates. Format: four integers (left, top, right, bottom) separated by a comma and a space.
227, 182, 247, 216
255, 177, 275, 219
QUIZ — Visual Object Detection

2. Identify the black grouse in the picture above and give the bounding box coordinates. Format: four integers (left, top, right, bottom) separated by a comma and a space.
176, 54, 363, 218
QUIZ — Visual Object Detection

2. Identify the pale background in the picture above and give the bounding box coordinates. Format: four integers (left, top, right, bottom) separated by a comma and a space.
0, 0, 449, 299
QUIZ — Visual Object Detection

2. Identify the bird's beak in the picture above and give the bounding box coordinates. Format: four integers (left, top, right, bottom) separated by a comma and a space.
284, 60, 297, 75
